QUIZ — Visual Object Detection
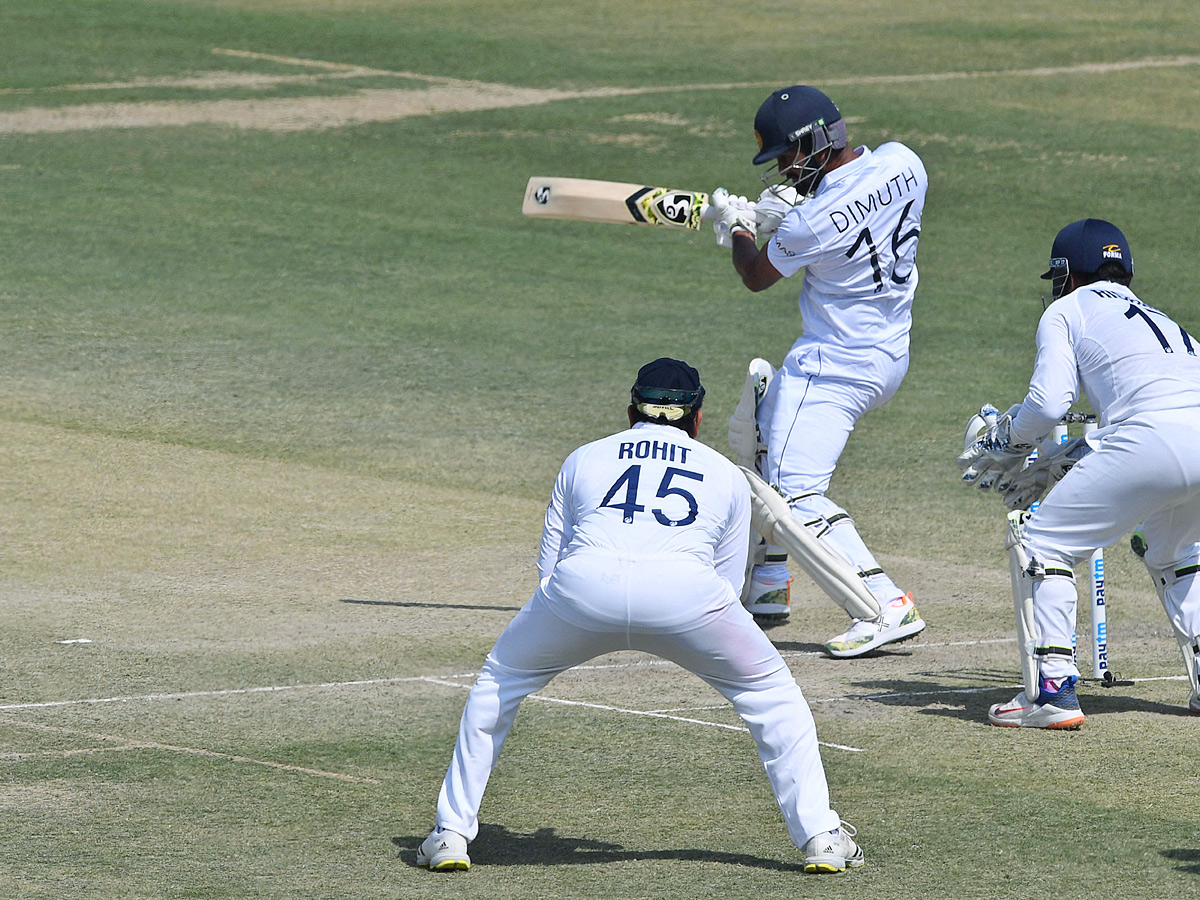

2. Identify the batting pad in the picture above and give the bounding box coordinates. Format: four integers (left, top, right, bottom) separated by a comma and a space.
740, 467, 881, 620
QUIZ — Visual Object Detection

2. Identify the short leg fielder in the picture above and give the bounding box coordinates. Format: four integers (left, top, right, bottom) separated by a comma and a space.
751, 343, 925, 656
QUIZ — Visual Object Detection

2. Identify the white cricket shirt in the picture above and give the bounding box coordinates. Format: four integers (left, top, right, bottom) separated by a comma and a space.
1013, 282, 1200, 442
537, 421, 750, 594
767, 143, 928, 356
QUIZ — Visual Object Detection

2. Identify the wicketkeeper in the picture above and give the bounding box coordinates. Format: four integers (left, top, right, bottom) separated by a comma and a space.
416, 358, 863, 874
958, 219, 1200, 728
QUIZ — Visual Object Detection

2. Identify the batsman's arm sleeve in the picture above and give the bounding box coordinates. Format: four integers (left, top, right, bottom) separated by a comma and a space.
713, 471, 752, 598
1013, 306, 1080, 443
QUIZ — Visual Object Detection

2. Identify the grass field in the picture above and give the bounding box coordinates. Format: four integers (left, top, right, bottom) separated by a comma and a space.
2, 2, 1200, 898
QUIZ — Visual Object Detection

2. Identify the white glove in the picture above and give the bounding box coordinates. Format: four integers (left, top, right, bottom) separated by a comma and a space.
957, 407, 1035, 493
961, 403, 1000, 454
755, 185, 799, 241
710, 187, 757, 248
1002, 436, 1091, 510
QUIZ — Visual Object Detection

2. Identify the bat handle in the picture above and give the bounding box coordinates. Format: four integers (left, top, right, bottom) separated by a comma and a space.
699, 203, 716, 223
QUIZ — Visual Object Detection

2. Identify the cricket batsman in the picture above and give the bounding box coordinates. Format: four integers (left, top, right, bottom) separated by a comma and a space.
709, 85, 928, 658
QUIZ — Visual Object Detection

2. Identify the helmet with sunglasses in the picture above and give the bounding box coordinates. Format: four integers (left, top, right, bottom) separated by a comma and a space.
1041, 219, 1133, 300
752, 86, 848, 198
631, 357, 705, 425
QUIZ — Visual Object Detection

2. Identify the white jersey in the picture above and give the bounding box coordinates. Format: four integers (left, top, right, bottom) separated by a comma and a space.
1012, 281, 1200, 442
767, 142, 928, 356
537, 421, 750, 595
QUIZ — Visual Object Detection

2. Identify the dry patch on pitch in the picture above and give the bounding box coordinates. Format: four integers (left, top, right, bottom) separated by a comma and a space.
4, 51, 1200, 136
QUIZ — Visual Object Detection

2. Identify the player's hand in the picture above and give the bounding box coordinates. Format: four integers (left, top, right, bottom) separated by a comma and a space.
755, 185, 799, 241
1002, 436, 1090, 510
957, 408, 1035, 492
711, 188, 757, 248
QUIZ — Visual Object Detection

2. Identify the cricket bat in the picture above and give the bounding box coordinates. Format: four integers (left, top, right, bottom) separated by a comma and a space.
522, 176, 713, 230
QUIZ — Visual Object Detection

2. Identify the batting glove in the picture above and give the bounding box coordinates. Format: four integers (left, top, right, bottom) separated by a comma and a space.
755, 185, 799, 241
710, 187, 757, 248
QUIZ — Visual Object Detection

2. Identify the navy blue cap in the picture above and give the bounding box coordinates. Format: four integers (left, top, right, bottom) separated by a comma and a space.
1041, 218, 1133, 280
631, 357, 704, 412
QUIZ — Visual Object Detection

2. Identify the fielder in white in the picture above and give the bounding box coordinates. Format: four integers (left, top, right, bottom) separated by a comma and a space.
417, 358, 863, 874
958, 219, 1200, 728
710, 85, 927, 657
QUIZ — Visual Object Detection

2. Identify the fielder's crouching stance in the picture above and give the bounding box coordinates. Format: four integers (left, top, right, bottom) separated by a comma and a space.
417, 358, 863, 873
958, 219, 1200, 728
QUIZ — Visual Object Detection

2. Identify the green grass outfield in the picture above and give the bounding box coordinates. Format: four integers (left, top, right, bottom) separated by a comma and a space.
2, 2, 1199, 898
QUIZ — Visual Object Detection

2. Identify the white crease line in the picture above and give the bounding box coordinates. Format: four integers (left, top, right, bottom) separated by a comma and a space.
0, 636, 1014, 712
0, 675, 434, 711
418, 676, 865, 752
3, 717, 379, 784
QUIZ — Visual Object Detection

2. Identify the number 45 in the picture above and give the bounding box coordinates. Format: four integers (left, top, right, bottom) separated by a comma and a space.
600, 465, 704, 526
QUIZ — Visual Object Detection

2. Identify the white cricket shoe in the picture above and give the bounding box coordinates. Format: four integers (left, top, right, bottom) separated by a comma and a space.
744, 564, 792, 622
416, 827, 470, 871
824, 593, 925, 658
802, 821, 865, 874
1189, 693, 1200, 715
988, 676, 1086, 729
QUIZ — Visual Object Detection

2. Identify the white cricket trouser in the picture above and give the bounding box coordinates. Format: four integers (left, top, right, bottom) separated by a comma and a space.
1023, 410, 1200, 679
756, 339, 910, 605
435, 555, 841, 848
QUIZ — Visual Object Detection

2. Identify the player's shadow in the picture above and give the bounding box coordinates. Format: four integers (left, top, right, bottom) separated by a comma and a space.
394, 823, 798, 870
770, 638, 919, 658
340, 598, 522, 613
843, 674, 1010, 723
1161, 849, 1200, 875
848, 672, 1192, 723
768, 638, 829, 654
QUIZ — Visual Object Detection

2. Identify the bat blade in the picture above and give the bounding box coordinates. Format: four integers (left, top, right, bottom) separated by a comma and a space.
522, 176, 710, 230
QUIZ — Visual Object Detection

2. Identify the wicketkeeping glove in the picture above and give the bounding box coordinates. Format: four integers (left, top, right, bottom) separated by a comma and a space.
710, 187, 757, 248
755, 185, 799, 241
1001, 436, 1091, 510
957, 405, 1035, 493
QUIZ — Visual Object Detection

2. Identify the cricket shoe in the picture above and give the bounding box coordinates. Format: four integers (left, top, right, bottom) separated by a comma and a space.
802, 821, 865, 874
744, 564, 792, 623
823, 593, 925, 658
416, 828, 470, 871
1189, 693, 1200, 715
988, 676, 1086, 729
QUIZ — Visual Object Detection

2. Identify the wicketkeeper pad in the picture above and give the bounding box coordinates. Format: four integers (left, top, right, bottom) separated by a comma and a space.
1005, 510, 1041, 702
740, 467, 881, 620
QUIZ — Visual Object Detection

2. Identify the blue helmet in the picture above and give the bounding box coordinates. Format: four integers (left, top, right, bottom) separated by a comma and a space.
752, 86, 847, 197
1041, 219, 1133, 299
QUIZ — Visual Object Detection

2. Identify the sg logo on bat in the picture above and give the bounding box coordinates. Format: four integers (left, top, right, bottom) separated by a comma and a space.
626, 187, 709, 230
